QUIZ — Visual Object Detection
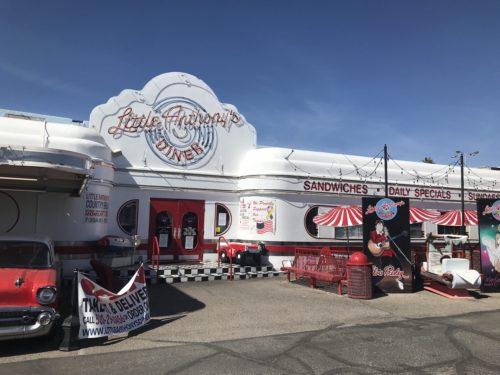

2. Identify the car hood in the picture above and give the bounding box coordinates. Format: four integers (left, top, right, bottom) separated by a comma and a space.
0, 268, 56, 307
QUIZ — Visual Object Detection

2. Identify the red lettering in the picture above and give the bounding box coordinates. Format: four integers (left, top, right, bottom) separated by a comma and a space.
156, 139, 167, 151
184, 149, 194, 161
191, 143, 203, 155
171, 148, 183, 162
231, 112, 241, 124
108, 107, 133, 135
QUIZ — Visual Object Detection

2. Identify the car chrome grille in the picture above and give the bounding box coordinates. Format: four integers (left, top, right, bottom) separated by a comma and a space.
0, 309, 38, 327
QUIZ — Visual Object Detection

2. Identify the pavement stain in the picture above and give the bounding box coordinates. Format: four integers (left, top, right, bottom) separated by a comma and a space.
452, 329, 500, 367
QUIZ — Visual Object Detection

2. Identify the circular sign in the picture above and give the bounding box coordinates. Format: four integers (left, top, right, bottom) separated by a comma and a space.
492, 200, 500, 221
145, 97, 218, 169
375, 198, 398, 221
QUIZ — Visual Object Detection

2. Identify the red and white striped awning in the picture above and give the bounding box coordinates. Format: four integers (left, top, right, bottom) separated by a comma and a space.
409, 207, 441, 224
432, 210, 478, 226
313, 205, 363, 227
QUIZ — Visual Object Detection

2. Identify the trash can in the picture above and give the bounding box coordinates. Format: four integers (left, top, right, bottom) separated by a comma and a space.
96, 235, 135, 268
347, 252, 373, 299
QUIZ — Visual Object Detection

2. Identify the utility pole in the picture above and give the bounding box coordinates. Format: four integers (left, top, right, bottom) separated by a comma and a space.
384, 144, 388, 198
459, 152, 465, 236
455, 150, 479, 237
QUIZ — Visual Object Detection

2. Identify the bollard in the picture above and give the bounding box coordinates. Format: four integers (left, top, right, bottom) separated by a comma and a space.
59, 269, 81, 351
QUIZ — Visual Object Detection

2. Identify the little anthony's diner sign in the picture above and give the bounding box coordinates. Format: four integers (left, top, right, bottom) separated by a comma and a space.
108, 97, 243, 168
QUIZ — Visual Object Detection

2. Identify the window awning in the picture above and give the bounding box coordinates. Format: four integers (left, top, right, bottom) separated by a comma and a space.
0, 147, 92, 195
432, 210, 478, 226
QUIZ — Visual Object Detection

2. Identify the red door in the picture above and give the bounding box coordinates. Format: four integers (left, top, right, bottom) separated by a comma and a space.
149, 199, 205, 262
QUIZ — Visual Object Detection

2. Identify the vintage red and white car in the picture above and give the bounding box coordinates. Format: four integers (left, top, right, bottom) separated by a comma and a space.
219, 242, 268, 265
0, 235, 61, 340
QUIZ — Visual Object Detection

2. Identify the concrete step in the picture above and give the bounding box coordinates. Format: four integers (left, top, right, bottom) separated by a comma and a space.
112, 262, 282, 285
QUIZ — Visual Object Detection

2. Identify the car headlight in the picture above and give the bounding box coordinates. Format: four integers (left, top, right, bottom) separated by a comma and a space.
37, 286, 57, 305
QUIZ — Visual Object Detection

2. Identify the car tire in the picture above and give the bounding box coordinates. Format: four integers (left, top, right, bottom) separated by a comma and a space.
220, 250, 228, 263
235, 251, 244, 265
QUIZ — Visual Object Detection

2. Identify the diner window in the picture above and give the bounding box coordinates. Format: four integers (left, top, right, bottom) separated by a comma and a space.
304, 206, 319, 238
305, 206, 337, 238
214, 204, 231, 236
410, 223, 424, 239
117, 200, 138, 235
335, 225, 363, 239
437, 225, 463, 235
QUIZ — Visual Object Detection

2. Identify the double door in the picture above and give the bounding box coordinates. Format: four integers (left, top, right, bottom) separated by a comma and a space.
149, 199, 204, 261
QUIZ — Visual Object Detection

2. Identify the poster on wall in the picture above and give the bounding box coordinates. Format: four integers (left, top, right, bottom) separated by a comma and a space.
239, 199, 251, 231
239, 198, 276, 235
477, 199, 500, 292
362, 197, 412, 293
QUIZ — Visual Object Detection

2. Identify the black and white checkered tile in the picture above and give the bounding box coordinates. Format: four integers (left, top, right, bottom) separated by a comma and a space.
112, 263, 281, 285
112, 267, 158, 284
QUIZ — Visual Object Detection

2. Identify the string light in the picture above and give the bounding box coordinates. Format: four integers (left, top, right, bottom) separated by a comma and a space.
280, 145, 499, 194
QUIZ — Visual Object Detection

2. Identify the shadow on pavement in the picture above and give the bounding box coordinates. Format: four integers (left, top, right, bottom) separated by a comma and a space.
147, 282, 205, 317
0, 282, 204, 358
290, 278, 389, 298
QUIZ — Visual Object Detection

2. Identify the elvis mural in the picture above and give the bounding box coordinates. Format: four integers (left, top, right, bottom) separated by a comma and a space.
477, 199, 500, 292
362, 197, 412, 293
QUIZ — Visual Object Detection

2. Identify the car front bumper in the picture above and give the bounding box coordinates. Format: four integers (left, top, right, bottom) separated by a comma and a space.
0, 306, 60, 341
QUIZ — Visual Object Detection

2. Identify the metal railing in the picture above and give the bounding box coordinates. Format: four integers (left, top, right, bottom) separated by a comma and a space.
151, 236, 160, 278
217, 236, 234, 281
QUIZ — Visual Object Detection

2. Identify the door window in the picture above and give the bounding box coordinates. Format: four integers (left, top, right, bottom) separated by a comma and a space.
182, 212, 198, 250
156, 211, 173, 250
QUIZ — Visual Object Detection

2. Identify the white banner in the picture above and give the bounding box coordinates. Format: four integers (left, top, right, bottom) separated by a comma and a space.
78, 265, 150, 339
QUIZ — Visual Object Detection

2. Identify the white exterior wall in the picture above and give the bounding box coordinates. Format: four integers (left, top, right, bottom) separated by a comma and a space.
1, 192, 38, 235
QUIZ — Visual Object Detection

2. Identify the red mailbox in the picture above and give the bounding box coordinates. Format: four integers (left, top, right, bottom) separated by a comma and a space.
347, 252, 373, 299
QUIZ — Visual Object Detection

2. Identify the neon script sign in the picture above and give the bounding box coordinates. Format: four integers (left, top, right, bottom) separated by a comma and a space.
108, 97, 243, 168
483, 200, 500, 221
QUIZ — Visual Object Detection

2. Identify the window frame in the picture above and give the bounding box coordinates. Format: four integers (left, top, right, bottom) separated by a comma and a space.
117, 199, 139, 236
214, 203, 232, 237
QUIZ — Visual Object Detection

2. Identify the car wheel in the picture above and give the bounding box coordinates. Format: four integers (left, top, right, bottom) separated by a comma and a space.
220, 250, 228, 263
235, 251, 244, 265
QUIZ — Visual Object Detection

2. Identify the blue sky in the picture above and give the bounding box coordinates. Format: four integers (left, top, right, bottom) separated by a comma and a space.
1, 0, 499, 167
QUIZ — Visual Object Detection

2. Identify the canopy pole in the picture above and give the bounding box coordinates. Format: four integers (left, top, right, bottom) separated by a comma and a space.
346, 228, 350, 252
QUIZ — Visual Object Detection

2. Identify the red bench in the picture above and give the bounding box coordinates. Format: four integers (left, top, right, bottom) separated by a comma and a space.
281, 253, 321, 282
281, 248, 350, 295
304, 252, 348, 295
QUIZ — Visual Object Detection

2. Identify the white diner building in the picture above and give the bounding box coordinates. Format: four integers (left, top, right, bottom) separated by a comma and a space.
1, 72, 499, 273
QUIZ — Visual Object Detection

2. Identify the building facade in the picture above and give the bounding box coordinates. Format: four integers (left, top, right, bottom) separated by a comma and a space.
1, 72, 499, 272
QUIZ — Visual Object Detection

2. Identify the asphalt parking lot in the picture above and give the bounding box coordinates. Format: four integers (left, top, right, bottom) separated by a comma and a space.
1, 276, 500, 374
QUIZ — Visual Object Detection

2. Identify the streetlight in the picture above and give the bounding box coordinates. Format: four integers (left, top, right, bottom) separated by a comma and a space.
453, 151, 479, 237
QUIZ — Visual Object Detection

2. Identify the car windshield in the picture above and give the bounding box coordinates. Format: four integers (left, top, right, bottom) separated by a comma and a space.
0, 241, 52, 268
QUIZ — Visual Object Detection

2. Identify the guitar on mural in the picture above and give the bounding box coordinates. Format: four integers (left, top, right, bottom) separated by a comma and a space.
367, 220, 408, 259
